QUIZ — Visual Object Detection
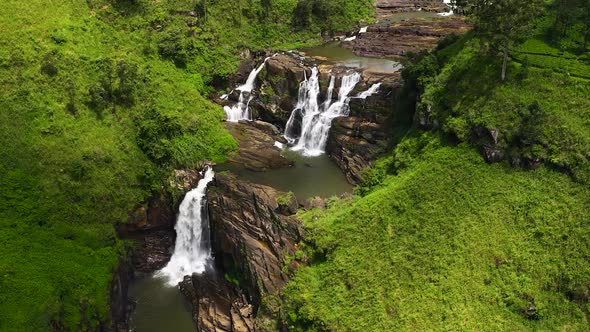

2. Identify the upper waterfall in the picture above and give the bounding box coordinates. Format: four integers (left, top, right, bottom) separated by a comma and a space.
224, 58, 269, 122
157, 167, 215, 286
355, 83, 381, 99
285, 67, 361, 156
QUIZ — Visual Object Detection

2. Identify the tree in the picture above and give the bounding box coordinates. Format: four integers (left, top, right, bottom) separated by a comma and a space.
454, 0, 543, 81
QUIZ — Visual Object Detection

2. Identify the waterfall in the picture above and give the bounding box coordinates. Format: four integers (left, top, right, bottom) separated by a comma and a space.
438, 0, 454, 16
355, 83, 381, 99
223, 58, 269, 122
285, 68, 361, 156
157, 167, 215, 286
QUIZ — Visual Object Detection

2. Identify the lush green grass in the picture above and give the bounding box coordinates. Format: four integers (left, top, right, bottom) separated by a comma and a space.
284, 135, 590, 331
0, 0, 373, 330
283, 6, 590, 331
416, 36, 590, 185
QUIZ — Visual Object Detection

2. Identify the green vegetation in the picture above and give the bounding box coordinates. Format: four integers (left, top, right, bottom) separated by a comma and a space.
285, 137, 590, 331
0, 0, 372, 330
283, 2, 590, 331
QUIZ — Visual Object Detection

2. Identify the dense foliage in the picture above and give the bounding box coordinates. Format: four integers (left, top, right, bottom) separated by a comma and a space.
0, 0, 372, 330
283, 3, 590, 331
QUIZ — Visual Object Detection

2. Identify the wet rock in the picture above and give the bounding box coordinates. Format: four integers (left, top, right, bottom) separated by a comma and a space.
130, 230, 175, 273
249, 120, 282, 136
327, 116, 391, 184
179, 269, 255, 332
251, 54, 312, 125
302, 196, 327, 210
207, 173, 303, 319
225, 122, 294, 172
343, 17, 469, 59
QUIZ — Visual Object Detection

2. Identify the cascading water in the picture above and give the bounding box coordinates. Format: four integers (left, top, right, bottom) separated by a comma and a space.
438, 0, 454, 16
223, 58, 269, 122
355, 83, 381, 99
285, 67, 361, 156
157, 167, 215, 286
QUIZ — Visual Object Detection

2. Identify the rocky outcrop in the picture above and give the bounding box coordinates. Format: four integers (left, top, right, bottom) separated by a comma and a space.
324, 76, 400, 184
343, 17, 469, 59
376, 0, 449, 19
252, 54, 312, 127
179, 270, 255, 332
225, 121, 293, 172
207, 172, 302, 326
327, 116, 391, 184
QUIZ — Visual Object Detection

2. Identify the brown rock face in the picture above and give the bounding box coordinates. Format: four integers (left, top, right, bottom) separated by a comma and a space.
129, 230, 175, 273
327, 116, 391, 184
207, 172, 302, 321
225, 121, 294, 172
179, 271, 255, 332
252, 54, 313, 126
343, 17, 469, 59
376, 0, 449, 19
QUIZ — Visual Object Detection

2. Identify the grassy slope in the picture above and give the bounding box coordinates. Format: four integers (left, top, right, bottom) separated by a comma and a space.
284, 9, 590, 332
0, 0, 372, 330
286, 138, 590, 331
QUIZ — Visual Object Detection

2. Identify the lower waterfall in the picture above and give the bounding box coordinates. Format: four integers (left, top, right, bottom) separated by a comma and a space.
157, 167, 215, 286
285, 67, 361, 156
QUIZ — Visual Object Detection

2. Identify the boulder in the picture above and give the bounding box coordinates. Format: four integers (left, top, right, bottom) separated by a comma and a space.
225, 122, 294, 172
179, 270, 255, 332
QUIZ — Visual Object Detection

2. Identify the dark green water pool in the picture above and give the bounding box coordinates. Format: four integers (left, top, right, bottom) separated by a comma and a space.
301, 42, 400, 72
128, 275, 195, 332
216, 149, 352, 202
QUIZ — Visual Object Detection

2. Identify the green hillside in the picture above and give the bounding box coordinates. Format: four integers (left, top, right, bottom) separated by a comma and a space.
283, 3, 590, 331
0, 0, 372, 330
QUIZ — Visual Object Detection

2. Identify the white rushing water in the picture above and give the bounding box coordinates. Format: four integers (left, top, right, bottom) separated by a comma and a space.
359, 26, 368, 33
157, 167, 215, 286
223, 58, 269, 122
355, 83, 381, 99
285, 67, 362, 156
438, 0, 454, 16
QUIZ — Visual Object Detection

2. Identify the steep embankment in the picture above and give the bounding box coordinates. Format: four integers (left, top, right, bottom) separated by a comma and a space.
282, 10, 590, 332
0, 0, 373, 330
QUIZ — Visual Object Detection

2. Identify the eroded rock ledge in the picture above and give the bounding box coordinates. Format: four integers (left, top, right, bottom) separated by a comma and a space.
376, 0, 449, 19
343, 17, 470, 59
179, 270, 255, 332
204, 172, 302, 330
224, 121, 293, 172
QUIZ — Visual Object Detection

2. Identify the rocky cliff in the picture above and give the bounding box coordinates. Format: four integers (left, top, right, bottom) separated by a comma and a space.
206, 172, 302, 330
326, 74, 399, 184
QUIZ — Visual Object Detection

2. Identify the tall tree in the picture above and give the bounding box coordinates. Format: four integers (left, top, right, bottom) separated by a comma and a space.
454, 0, 544, 81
